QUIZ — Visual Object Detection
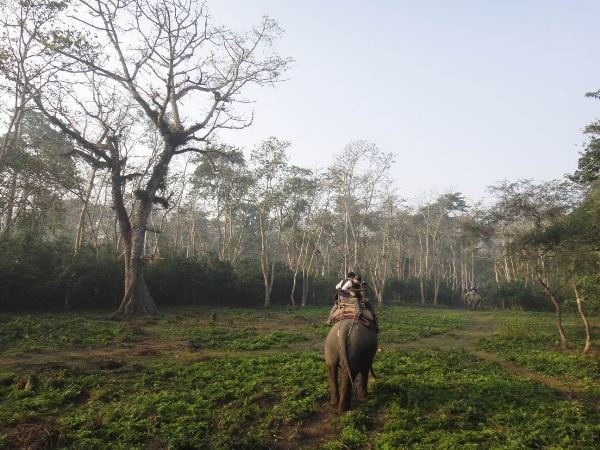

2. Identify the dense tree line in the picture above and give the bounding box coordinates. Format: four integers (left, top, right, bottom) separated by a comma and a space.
1, 1, 599, 354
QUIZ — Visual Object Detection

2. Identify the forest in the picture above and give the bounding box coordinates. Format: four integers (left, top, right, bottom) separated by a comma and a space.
1, 0, 599, 338
0, 1, 599, 448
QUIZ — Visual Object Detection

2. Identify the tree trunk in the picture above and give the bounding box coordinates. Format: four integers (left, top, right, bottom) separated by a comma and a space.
258, 212, 272, 308
572, 282, 592, 354
112, 226, 158, 318
0, 92, 26, 172
301, 271, 309, 307
433, 275, 440, 306
110, 143, 170, 319
494, 257, 500, 285
75, 167, 97, 253
263, 277, 271, 308
3, 172, 18, 233
290, 270, 298, 307
536, 274, 567, 350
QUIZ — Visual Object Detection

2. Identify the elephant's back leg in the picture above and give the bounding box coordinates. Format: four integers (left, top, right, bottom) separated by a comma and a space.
347, 327, 378, 369
356, 369, 369, 400
349, 326, 377, 401
326, 322, 355, 413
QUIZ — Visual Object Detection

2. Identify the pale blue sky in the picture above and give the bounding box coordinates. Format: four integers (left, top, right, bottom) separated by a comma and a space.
210, 1, 600, 202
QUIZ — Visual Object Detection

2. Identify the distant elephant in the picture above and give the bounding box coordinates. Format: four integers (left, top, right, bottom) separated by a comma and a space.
325, 319, 378, 413
464, 290, 482, 310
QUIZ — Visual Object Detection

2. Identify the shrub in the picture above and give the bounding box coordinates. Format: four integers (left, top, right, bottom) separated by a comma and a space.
485, 281, 551, 311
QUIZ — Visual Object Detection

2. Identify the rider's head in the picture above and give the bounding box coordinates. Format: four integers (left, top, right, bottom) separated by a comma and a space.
347, 271, 356, 279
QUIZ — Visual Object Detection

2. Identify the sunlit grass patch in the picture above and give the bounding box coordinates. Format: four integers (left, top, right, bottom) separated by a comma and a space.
0, 313, 143, 356
185, 325, 308, 351
378, 307, 469, 343
477, 311, 600, 395
0, 352, 328, 449
367, 349, 600, 449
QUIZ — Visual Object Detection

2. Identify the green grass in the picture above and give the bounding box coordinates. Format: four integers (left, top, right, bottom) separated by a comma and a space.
185, 325, 308, 351
0, 306, 469, 357
0, 353, 328, 449
1, 306, 599, 449
477, 311, 600, 396
0, 313, 143, 356
3, 349, 599, 449
378, 307, 468, 343
324, 349, 600, 449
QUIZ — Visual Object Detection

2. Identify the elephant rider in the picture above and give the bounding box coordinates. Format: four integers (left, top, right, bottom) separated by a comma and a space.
326, 271, 359, 325
326, 272, 379, 333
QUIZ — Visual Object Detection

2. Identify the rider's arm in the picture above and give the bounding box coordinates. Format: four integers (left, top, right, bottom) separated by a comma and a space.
337, 279, 354, 294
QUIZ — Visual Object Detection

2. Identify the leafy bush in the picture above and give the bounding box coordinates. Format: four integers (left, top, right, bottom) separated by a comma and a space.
485, 280, 550, 311
385, 277, 461, 306
0, 236, 121, 311
0, 235, 339, 311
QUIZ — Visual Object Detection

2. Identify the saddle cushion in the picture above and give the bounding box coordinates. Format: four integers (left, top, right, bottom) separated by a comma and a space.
330, 300, 376, 327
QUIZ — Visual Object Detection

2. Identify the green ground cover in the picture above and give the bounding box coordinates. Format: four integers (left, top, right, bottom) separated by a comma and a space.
0, 306, 598, 449
477, 311, 600, 396
0, 306, 469, 357
377, 307, 468, 343
330, 349, 600, 449
0, 353, 328, 449
0, 313, 144, 356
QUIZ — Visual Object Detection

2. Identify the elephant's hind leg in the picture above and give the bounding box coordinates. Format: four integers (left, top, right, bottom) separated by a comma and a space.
338, 368, 352, 413
356, 369, 369, 401
327, 364, 339, 406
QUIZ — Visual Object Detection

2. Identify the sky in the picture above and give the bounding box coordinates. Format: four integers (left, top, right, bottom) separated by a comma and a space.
208, 0, 600, 204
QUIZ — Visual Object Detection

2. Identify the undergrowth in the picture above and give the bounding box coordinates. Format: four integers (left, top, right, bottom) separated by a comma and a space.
0, 313, 142, 356
0, 353, 328, 449
326, 349, 600, 449
1, 307, 599, 448
477, 311, 600, 396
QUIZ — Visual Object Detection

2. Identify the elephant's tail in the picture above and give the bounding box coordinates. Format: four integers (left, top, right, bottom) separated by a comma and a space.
337, 323, 354, 387
369, 366, 376, 380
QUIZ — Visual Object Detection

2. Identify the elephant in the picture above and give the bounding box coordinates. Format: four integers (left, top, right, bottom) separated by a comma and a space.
464, 290, 482, 310
325, 318, 378, 413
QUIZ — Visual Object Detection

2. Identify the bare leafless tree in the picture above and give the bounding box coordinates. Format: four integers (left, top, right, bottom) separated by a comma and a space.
24, 0, 290, 317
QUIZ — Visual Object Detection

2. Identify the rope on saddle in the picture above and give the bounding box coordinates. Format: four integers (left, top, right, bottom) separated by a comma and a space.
332, 311, 372, 327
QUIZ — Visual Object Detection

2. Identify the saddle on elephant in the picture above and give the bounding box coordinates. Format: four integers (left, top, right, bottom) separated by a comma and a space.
329, 288, 378, 329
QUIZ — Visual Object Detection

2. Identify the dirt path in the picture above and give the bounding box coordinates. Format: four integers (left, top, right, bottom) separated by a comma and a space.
282, 408, 339, 449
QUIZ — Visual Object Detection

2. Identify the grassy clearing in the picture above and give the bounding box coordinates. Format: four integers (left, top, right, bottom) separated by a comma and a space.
0, 306, 599, 449
0, 353, 328, 449
2, 349, 598, 449
477, 311, 600, 396
0, 313, 144, 357
0, 306, 469, 358
377, 307, 468, 344
326, 349, 600, 449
